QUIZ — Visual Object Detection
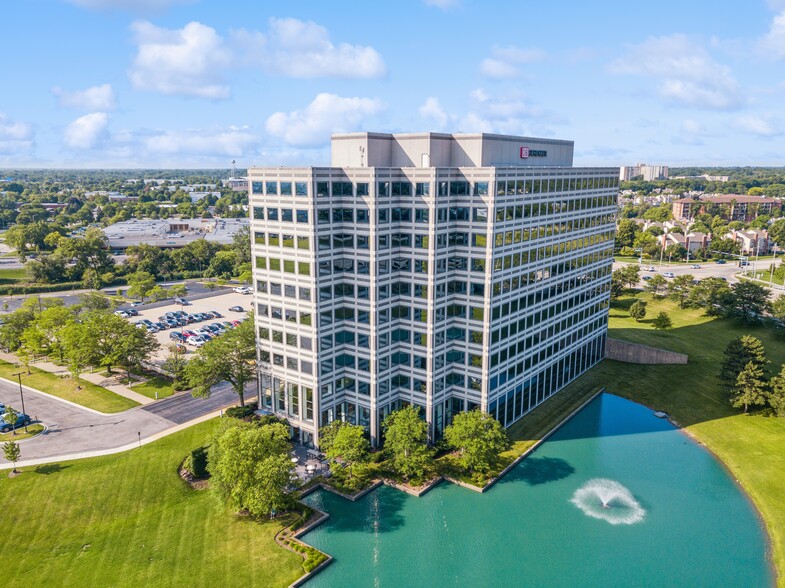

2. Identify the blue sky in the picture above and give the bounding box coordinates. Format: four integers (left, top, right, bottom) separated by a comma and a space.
1, 0, 784, 168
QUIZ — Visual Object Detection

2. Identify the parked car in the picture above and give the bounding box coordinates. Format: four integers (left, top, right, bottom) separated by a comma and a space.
663, 272, 675, 278
646, 266, 656, 271
126, 309, 139, 316
0, 402, 5, 414
173, 298, 190, 306
169, 332, 186, 342
690, 264, 702, 269
186, 337, 205, 348
642, 276, 652, 281
114, 310, 132, 318
130, 301, 144, 307
208, 310, 223, 318
0, 412, 31, 433
716, 259, 727, 264
229, 306, 244, 312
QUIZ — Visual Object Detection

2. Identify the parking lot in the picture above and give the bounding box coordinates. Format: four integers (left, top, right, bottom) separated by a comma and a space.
121, 290, 253, 364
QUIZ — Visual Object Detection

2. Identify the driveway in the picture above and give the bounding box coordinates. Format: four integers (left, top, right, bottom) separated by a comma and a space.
0, 377, 248, 465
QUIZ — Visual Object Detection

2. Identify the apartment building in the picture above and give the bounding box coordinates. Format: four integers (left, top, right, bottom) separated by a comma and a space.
249, 132, 617, 447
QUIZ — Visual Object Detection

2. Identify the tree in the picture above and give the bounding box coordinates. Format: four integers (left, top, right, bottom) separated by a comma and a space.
610, 270, 625, 300
769, 219, 785, 248
726, 281, 770, 324
629, 300, 647, 322
687, 277, 732, 315
444, 410, 510, 475
382, 405, 433, 483
3, 407, 19, 436
3, 441, 21, 473
719, 335, 767, 389
668, 274, 695, 308
186, 317, 255, 406
730, 361, 768, 413
621, 265, 640, 289
768, 364, 785, 417
126, 271, 156, 302
652, 311, 673, 331
615, 219, 640, 251
320, 421, 370, 482
645, 274, 667, 297
208, 422, 294, 517
162, 344, 189, 391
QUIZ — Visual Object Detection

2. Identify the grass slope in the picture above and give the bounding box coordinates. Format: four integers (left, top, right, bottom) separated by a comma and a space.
0, 267, 26, 284
0, 419, 303, 588
578, 292, 785, 585
0, 361, 139, 413
131, 376, 175, 400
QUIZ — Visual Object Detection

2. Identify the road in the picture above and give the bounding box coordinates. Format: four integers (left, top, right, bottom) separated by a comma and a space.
613, 260, 747, 285
0, 377, 247, 465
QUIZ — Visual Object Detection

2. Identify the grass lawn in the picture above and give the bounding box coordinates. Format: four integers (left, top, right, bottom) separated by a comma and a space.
131, 376, 175, 400
573, 291, 785, 585
0, 419, 304, 588
0, 361, 139, 414
0, 267, 27, 284
0, 423, 45, 441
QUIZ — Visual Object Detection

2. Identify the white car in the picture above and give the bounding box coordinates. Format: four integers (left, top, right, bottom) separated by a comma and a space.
663, 272, 675, 278
233, 286, 252, 294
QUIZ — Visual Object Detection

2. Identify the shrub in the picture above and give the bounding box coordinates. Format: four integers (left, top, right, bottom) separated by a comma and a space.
183, 446, 208, 478
225, 402, 258, 420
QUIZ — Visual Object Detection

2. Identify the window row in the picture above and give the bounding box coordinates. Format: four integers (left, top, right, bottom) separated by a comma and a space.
252, 181, 309, 197
259, 327, 313, 351
259, 350, 314, 376
255, 232, 310, 250
257, 304, 313, 326
252, 207, 309, 223
255, 257, 311, 276
495, 177, 619, 196
259, 376, 315, 423
256, 281, 312, 301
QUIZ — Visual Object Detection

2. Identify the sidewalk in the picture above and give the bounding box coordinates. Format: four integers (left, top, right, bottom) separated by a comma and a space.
0, 352, 153, 405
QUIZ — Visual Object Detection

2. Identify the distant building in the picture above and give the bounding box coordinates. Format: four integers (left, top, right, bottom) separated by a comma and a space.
225, 177, 249, 192
725, 229, 771, 255
672, 174, 730, 183
660, 231, 710, 253
672, 195, 781, 222
102, 217, 248, 249
619, 164, 669, 181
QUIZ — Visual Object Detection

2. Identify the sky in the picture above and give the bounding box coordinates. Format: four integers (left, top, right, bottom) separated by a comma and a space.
1, 0, 785, 169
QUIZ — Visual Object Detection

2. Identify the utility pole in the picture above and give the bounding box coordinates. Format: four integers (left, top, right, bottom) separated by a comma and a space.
12, 372, 28, 433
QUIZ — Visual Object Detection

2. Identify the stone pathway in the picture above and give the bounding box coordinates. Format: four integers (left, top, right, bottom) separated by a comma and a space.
0, 352, 153, 405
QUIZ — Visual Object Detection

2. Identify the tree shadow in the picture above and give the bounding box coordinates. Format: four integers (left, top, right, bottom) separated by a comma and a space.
34, 463, 70, 475
499, 456, 575, 486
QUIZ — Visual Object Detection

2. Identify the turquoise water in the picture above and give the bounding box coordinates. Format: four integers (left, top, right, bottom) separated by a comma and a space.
300, 394, 772, 587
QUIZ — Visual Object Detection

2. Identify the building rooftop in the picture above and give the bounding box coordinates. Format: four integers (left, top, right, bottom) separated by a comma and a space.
102, 217, 247, 249
675, 194, 780, 204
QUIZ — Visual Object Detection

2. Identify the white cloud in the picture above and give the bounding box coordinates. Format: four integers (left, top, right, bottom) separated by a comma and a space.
0, 114, 34, 154
63, 112, 110, 149
419, 97, 449, 130
423, 0, 459, 8
232, 18, 386, 79
266, 93, 384, 148
66, 0, 188, 10
139, 125, 258, 156
758, 11, 785, 59
129, 21, 231, 99
52, 84, 116, 111
733, 114, 783, 137
610, 34, 743, 110
479, 45, 546, 79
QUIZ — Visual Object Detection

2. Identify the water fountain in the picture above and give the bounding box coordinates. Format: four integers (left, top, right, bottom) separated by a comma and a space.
570, 478, 646, 525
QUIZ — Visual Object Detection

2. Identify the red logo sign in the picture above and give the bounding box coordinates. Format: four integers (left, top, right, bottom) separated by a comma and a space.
520, 147, 530, 159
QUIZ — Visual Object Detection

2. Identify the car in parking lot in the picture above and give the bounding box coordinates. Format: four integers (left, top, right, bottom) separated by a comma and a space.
663, 272, 675, 278
173, 298, 190, 305
229, 306, 244, 312
642, 276, 652, 281
715, 259, 727, 264
233, 286, 253, 294
0, 412, 31, 433
169, 332, 186, 342
690, 264, 702, 269
645, 266, 656, 271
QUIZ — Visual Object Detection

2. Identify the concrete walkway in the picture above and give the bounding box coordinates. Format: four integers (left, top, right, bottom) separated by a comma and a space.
0, 352, 154, 406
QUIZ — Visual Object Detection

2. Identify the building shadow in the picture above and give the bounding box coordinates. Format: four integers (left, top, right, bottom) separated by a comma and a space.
498, 456, 575, 486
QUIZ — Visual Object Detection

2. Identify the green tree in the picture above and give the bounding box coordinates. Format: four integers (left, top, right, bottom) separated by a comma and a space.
382, 405, 433, 483
629, 300, 647, 322
186, 317, 255, 406
610, 269, 625, 300
615, 219, 640, 250
126, 271, 156, 302
3, 441, 21, 473
769, 219, 785, 248
767, 364, 785, 417
726, 281, 770, 324
3, 407, 19, 436
646, 274, 667, 297
444, 410, 511, 475
731, 361, 768, 413
652, 311, 673, 331
686, 277, 733, 315
668, 274, 695, 308
320, 421, 370, 482
719, 335, 767, 389
208, 422, 294, 517
162, 343, 189, 391
621, 264, 640, 289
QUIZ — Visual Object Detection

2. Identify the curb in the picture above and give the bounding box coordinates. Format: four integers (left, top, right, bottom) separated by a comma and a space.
0, 374, 110, 416
0, 423, 48, 443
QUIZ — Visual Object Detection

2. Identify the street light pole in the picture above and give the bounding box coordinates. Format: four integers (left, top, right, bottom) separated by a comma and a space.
12, 371, 28, 433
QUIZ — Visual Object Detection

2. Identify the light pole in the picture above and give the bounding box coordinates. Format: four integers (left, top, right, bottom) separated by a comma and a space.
12, 371, 28, 433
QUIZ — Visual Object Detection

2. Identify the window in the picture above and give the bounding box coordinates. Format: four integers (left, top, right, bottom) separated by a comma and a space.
279, 181, 292, 196
415, 208, 429, 223
254, 231, 265, 245
392, 207, 411, 222
253, 207, 265, 220
316, 182, 329, 197
298, 262, 310, 276
357, 182, 369, 196
356, 209, 370, 223
415, 182, 430, 196
281, 209, 293, 222
265, 181, 278, 195
378, 208, 389, 223
252, 181, 263, 194
296, 210, 308, 223
297, 236, 309, 250
295, 182, 308, 196
357, 235, 370, 249
378, 181, 389, 196
282, 234, 294, 248
267, 208, 279, 221
332, 181, 353, 196
269, 258, 281, 271
474, 182, 488, 196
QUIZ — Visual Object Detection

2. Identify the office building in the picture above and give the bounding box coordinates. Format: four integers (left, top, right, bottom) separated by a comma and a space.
249, 132, 617, 447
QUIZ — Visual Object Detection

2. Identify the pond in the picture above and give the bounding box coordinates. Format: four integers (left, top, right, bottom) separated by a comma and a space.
300, 394, 772, 587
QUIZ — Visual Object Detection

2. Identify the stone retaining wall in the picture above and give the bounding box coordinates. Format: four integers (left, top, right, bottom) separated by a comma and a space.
605, 338, 688, 365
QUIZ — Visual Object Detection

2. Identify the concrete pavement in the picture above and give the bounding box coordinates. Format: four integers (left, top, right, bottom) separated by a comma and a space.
0, 376, 248, 468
